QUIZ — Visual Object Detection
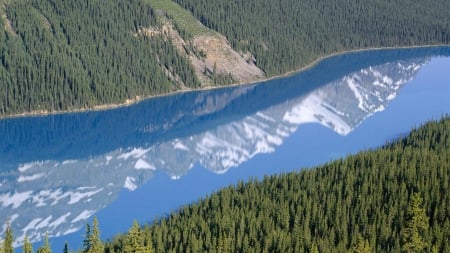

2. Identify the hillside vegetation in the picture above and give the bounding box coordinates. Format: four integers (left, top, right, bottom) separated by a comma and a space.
174, 0, 450, 76
4, 117, 447, 252
1, 113, 449, 251
147, 0, 265, 87
0, 0, 200, 116
1, 0, 449, 117
96, 117, 449, 252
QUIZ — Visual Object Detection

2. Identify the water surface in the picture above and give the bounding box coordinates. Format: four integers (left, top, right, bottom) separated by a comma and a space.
1, 46, 450, 250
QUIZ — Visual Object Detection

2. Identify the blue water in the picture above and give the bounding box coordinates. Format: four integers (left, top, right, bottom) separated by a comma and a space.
1, 47, 450, 251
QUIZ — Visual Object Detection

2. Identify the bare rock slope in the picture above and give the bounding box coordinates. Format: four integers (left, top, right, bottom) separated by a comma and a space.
147, 0, 265, 87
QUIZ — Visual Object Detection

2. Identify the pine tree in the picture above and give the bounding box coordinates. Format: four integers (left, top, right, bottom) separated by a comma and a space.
352, 234, 371, 253
401, 193, 430, 253
310, 243, 319, 253
83, 224, 91, 253
124, 220, 151, 253
3, 222, 13, 253
37, 233, 51, 253
63, 241, 69, 253
90, 218, 103, 253
82, 218, 103, 253
124, 221, 140, 253
23, 234, 33, 253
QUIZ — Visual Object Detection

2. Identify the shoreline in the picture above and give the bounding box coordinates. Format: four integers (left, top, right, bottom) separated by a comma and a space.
2, 44, 449, 120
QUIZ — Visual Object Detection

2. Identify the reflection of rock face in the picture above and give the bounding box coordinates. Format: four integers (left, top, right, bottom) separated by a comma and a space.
0, 56, 428, 246
284, 60, 426, 135
141, 58, 427, 174
0, 152, 155, 245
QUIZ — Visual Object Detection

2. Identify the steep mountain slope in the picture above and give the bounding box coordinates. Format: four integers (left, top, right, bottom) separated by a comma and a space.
148, 0, 264, 86
1, 0, 449, 117
0, 0, 199, 116
174, 0, 450, 75
103, 117, 450, 252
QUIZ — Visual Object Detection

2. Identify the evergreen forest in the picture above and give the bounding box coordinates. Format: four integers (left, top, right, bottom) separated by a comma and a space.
1, 0, 450, 116
174, 0, 450, 75
0, 0, 199, 116
2, 117, 450, 252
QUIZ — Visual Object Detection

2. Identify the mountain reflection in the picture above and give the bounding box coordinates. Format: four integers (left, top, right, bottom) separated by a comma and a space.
1, 47, 450, 245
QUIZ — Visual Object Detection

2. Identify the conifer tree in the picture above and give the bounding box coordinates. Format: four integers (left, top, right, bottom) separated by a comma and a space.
3, 222, 13, 253
352, 234, 371, 253
90, 218, 103, 253
401, 193, 430, 253
23, 234, 33, 253
37, 233, 51, 253
82, 224, 91, 253
63, 241, 69, 253
124, 220, 151, 253
124, 221, 140, 253
310, 243, 319, 253
82, 218, 103, 253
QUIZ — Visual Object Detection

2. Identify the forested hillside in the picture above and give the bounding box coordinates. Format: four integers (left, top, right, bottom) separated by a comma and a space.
2, 116, 450, 251
1, 0, 449, 117
0, 0, 199, 116
174, 0, 450, 75
99, 117, 449, 252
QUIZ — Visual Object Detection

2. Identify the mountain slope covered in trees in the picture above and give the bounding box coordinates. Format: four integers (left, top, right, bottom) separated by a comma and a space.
2, 115, 450, 251
0, 0, 200, 116
1, 0, 449, 117
98, 117, 450, 252
174, 0, 450, 76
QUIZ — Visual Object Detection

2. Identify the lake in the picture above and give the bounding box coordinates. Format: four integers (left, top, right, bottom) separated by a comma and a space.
1, 46, 450, 251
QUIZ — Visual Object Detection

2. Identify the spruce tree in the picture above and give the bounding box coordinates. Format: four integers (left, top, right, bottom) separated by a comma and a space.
82, 224, 91, 253
90, 218, 103, 253
401, 193, 430, 253
36, 233, 51, 253
3, 222, 13, 253
23, 234, 33, 253
63, 241, 69, 253
352, 234, 371, 253
124, 220, 151, 253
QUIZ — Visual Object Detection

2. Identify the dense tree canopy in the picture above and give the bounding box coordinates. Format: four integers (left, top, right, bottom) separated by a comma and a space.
102, 117, 449, 252
0, 0, 199, 116
173, 0, 450, 75
2, 117, 450, 252
1, 0, 449, 116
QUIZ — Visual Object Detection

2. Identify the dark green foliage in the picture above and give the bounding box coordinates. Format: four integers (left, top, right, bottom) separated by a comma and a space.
100, 117, 450, 252
63, 242, 68, 253
352, 234, 372, 253
401, 193, 430, 252
1, 117, 450, 252
1, 0, 450, 116
123, 220, 152, 253
84, 218, 103, 253
23, 235, 33, 253
0, 0, 199, 116
2, 222, 13, 253
173, 0, 450, 76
